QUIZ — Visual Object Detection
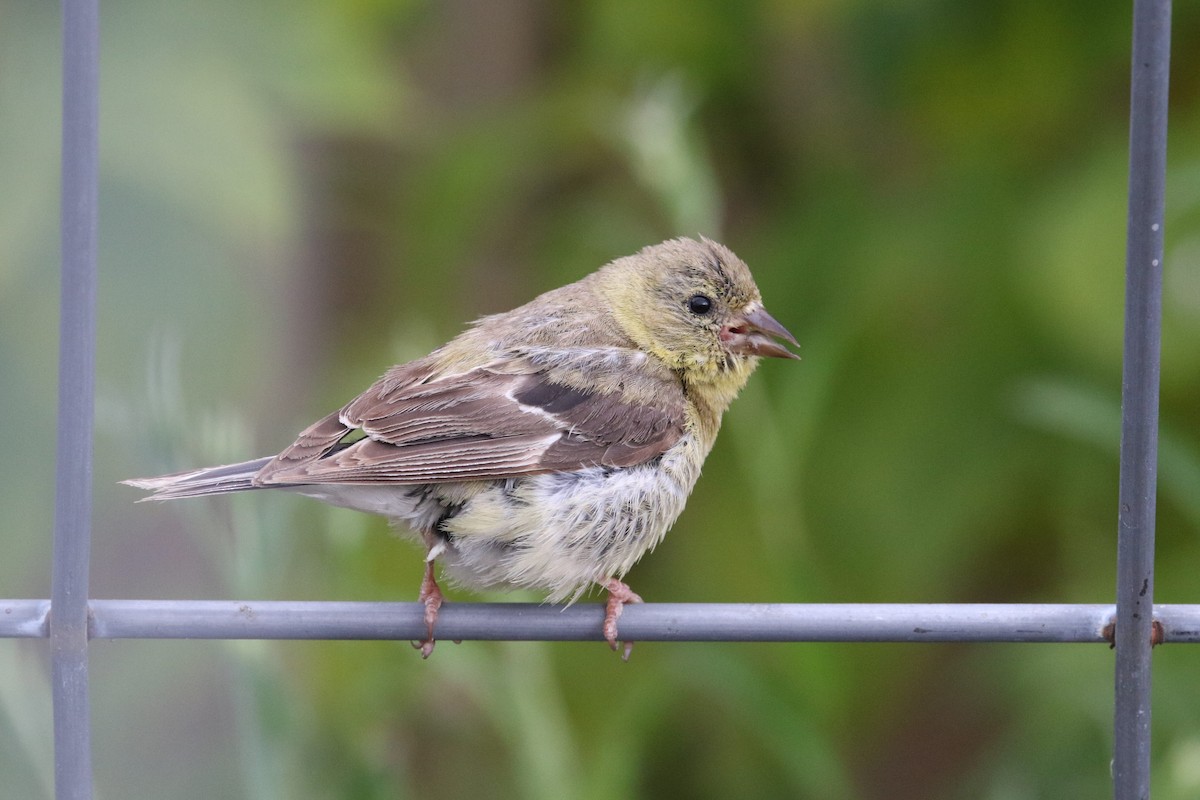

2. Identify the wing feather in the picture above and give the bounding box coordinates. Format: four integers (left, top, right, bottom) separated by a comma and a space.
254, 351, 686, 487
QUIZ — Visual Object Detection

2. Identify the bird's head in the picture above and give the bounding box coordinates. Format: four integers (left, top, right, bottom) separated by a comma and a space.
598, 237, 798, 392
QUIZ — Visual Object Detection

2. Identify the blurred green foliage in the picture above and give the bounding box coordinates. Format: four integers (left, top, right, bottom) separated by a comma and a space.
3, 1, 1200, 798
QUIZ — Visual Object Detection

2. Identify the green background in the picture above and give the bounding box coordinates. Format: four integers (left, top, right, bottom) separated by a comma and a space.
3, 1, 1200, 798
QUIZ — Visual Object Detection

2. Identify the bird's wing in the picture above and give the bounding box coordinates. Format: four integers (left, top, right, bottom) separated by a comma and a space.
254, 353, 686, 486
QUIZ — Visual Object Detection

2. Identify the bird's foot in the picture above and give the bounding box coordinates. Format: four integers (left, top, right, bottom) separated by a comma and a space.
601, 578, 643, 661
412, 560, 444, 659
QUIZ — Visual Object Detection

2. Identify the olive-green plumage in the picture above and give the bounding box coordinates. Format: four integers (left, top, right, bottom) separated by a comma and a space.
126, 237, 798, 657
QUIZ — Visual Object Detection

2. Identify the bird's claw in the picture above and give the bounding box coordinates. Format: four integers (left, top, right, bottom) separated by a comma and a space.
412, 560, 444, 659
602, 578, 643, 661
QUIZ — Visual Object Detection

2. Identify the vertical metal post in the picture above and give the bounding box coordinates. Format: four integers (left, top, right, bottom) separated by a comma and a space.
1113, 1, 1171, 798
52, 0, 100, 797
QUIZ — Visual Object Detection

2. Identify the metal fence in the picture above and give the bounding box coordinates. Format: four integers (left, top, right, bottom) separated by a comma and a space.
0, 0, 1178, 798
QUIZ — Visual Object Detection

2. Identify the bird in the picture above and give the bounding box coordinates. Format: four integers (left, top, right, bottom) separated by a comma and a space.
125, 236, 798, 659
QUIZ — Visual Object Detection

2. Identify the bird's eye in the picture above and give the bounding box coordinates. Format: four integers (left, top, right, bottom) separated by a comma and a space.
687, 294, 713, 315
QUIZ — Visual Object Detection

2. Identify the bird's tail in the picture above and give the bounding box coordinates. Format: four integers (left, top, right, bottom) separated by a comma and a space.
122, 457, 275, 501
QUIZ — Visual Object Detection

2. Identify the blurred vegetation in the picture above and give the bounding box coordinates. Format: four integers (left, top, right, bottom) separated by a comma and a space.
3, 1, 1200, 798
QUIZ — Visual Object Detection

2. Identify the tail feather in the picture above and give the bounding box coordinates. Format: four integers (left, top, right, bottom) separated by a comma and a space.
123, 457, 276, 501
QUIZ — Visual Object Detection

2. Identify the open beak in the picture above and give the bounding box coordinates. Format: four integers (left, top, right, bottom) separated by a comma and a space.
721, 305, 800, 360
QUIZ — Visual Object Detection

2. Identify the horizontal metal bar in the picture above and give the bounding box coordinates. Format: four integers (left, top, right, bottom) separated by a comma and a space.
89, 601, 1121, 643
0, 600, 52, 638
3, 599, 1197, 644
1155, 605, 1200, 642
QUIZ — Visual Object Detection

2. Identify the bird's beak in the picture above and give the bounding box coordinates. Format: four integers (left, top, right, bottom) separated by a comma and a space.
721, 304, 800, 360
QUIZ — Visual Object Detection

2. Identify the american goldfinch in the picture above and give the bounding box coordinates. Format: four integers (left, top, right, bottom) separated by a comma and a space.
126, 236, 798, 658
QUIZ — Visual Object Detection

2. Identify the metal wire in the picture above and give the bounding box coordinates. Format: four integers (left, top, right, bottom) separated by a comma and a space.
85, 601, 1120, 642
3, 600, 1199, 644
52, 0, 99, 798
1113, 1, 1172, 797
0, 600, 1136, 643
0, 598, 1195, 644
0, 600, 52, 638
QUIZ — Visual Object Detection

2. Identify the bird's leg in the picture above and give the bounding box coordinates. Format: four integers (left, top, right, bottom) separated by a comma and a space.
412, 559, 444, 659
601, 577, 643, 661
